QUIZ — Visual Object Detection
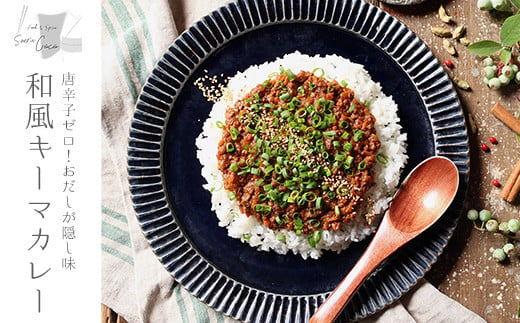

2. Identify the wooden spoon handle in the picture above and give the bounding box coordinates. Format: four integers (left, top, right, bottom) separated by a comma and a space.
309, 251, 374, 323
310, 215, 402, 323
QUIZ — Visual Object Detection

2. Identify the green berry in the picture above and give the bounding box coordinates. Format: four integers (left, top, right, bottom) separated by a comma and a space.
483, 57, 494, 66
516, 72, 520, 84
483, 66, 496, 79
493, 248, 507, 262
486, 219, 499, 232
478, 0, 494, 10
502, 66, 514, 79
479, 209, 492, 222
499, 221, 509, 233
503, 243, 515, 255
508, 219, 520, 233
492, 0, 509, 11
511, 64, 519, 73
488, 77, 501, 89
467, 209, 479, 221
499, 74, 510, 85
484, 78, 490, 85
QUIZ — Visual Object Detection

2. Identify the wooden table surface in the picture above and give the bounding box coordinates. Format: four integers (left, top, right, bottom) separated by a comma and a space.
103, 0, 520, 322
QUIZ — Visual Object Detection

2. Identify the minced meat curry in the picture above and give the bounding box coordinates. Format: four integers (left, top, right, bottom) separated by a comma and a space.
217, 69, 380, 234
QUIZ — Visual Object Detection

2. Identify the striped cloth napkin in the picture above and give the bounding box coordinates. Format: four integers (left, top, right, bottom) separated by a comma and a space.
100, 0, 486, 322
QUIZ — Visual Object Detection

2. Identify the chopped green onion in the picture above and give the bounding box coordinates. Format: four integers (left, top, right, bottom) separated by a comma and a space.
262, 80, 273, 88
228, 191, 236, 201
341, 80, 348, 87
230, 163, 239, 172
254, 204, 272, 213
312, 67, 325, 78
309, 219, 321, 228
357, 160, 367, 170
216, 120, 224, 128
285, 68, 296, 81
316, 197, 323, 210
334, 205, 340, 216
308, 230, 321, 248
277, 234, 286, 241
344, 156, 354, 169
243, 233, 251, 241
226, 142, 235, 152
343, 142, 353, 152
376, 153, 388, 164
280, 92, 291, 101
349, 103, 356, 113
229, 126, 239, 140
353, 129, 363, 142
336, 184, 349, 196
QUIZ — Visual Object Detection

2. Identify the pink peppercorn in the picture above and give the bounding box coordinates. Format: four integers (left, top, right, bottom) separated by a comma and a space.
493, 180, 500, 187
445, 59, 453, 68
481, 143, 489, 151
489, 137, 497, 144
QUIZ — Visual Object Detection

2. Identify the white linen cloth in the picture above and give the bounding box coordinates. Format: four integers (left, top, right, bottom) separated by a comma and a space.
101, 0, 486, 322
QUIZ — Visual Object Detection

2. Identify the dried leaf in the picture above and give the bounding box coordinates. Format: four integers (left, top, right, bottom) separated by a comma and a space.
443, 39, 457, 56
452, 25, 466, 40
431, 26, 452, 38
453, 76, 470, 90
459, 37, 472, 47
438, 5, 452, 24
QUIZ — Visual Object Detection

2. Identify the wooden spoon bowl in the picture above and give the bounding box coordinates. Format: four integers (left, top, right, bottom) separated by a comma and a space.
310, 156, 459, 323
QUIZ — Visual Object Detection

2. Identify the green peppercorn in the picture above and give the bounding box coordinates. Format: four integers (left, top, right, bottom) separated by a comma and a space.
479, 209, 492, 222
467, 209, 479, 221
492, 248, 507, 262
485, 219, 499, 232
499, 74, 510, 85
508, 219, 520, 233
492, 0, 509, 11
503, 243, 515, 255
488, 77, 501, 89
502, 66, 514, 79
478, 0, 493, 10
515, 72, 520, 84
483, 57, 494, 66
499, 221, 510, 233
511, 64, 519, 74
483, 66, 496, 79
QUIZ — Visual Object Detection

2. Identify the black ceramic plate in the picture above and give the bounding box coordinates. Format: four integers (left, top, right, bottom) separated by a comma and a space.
128, 0, 469, 322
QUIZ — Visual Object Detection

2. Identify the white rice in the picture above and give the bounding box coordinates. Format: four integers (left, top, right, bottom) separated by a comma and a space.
196, 52, 407, 259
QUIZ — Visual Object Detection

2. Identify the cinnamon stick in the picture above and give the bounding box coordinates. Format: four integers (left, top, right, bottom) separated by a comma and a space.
500, 157, 520, 202
490, 102, 520, 135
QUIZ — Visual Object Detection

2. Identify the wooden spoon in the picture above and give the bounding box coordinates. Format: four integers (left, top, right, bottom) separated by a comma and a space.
309, 156, 459, 323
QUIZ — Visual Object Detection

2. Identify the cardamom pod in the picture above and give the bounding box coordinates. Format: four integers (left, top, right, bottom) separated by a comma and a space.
459, 37, 472, 47
453, 76, 470, 90
439, 5, 452, 24
452, 25, 466, 40
443, 39, 457, 56
431, 26, 452, 38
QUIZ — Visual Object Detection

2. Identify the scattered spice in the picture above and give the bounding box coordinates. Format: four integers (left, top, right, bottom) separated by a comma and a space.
500, 157, 520, 202
431, 26, 452, 37
452, 25, 466, 40
491, 102, 520, 136
459, 37, 472, 46
443, 39, 457, 56
438, 4, 452, 24
453, 76, 471, 90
